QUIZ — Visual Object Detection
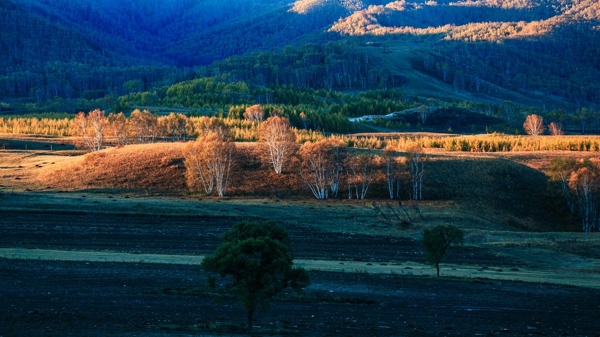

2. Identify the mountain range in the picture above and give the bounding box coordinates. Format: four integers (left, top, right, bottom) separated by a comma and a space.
1, 0, 599, 111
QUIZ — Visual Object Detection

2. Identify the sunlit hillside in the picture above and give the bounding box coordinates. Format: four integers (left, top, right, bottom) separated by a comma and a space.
1, 0, 599, 113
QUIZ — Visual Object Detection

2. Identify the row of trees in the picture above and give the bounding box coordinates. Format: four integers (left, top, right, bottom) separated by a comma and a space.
181, 114, 427, 201
71, 109, 191, 151
116, 81, 416, 132
523, 114, 563, 136
202, 219, 464, 331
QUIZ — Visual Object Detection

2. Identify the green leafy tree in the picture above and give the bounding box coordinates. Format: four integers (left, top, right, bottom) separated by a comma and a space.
422, 225, 464, 277
202, 221, 310, 330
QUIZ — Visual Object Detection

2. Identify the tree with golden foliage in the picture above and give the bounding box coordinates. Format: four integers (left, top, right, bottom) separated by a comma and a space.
569, 163, 600, 240
346, 154, 375, 200
243, 104, 265, 123
194, 116, 230, 138
162, 112, 189, 141
129, 109, 159, 143
183, 132, 236, 197
327, 139, 346, 198
258, 116, 297, 174
548, 157, 577, 214
299, 112, 309, 129
298, 139, 336, 200
523, 114, 545, 135
71, 109, 107, 151
107, 112, 128, 146
418, 105, 432, 125
548, 122, 563, 135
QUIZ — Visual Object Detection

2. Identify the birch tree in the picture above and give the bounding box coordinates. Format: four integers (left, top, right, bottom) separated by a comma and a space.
129, 109, 159, 143
107, 112, 128, 146
523, 114, 545, 135
346, 154, 375, 200
569, 166, 600, 240
548, 122, 564, 136
408, 147, 426, 200
328, 139, 346, 198
183, 132, 236, 197
162, 112, 189, 141
71, 109, 107, 151
501, 101, 520, 128
258, 116, 297, 174
548, 157, 577, 214
299, 139, 335, 200
418, 105, 432, 125
243, 104, 265, 123
381, 148, 402, 199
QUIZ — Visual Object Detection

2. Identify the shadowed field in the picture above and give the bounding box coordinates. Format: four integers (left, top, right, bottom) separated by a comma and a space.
2, 139, 600, 335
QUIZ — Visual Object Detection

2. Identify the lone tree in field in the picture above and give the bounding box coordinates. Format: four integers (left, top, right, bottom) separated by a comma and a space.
423, 225, 464, 277
258, 116, 297, 174
523, 114, 545, 135
202, 221, 310, 331
183, 131, 236, 197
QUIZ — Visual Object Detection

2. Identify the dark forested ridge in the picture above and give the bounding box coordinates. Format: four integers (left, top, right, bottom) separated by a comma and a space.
1, 0, 600, 115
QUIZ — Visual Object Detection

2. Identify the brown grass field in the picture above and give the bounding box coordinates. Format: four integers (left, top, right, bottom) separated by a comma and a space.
2, 135, 600, 335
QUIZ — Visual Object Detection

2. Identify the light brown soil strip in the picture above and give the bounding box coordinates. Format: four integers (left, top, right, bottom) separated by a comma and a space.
1, 248, 599, 289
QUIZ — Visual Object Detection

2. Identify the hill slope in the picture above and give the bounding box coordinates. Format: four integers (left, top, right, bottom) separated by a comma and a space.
33, 143, 575, 232
2, 0, 599, 110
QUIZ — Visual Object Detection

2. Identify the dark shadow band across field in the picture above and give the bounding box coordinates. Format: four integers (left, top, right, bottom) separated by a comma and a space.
0, 210, 513, 266
1, 259, 598, 337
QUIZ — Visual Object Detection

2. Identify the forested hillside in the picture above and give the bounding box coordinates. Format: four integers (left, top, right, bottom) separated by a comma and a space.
1, 0, 600, 115
330, 0, 600, 105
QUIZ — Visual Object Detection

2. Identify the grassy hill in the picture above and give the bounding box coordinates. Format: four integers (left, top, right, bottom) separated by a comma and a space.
28, 142, 576, 232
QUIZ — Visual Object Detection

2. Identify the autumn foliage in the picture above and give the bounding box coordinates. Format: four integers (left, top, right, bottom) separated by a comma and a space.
71, 109, 107, 151
258, 116, 297, 174
523, 114, 545, 135
183, 132, 236, 197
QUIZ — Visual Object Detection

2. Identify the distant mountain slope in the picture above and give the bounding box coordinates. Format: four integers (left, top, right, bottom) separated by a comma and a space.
2, 0, 599, 110
326, 0, 600, 105
16, 0, 292, 66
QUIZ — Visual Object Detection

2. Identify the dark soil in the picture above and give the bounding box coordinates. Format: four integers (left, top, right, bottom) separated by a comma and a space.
1, 259, 598, 337
0, 211, 517, 266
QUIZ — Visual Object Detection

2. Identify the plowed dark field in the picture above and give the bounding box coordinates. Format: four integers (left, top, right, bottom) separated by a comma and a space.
1, 212, 599, 336
0, 211, 516, 266
1, 260, 599, 337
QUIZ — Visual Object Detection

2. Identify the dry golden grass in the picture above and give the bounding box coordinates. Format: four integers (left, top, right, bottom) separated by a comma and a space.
21, 141, 580, 232
37, 143, 187, 192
